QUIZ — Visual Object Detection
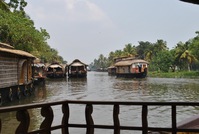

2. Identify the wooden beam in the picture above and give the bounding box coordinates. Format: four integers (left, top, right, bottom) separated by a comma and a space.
180, 0, 199, 5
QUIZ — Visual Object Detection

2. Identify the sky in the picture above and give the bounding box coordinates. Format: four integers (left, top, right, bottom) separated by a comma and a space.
25, 0, 199, 64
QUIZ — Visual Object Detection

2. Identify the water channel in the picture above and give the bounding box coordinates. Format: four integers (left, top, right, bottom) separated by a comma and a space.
1, 71, 199, 134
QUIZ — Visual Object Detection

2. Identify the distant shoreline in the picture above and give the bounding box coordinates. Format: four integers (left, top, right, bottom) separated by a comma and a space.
148, 71, 199, 78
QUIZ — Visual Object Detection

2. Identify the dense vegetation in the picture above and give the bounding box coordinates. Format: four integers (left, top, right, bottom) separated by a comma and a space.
0, 0, 65, 63
90, 36, 199, 73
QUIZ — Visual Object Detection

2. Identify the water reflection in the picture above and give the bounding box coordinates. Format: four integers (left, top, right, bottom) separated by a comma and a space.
1, 73, 199, 134
33, 83, 47, 102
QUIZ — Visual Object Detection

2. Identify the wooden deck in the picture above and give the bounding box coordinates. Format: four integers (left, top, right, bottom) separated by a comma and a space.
1, 101, 199, 134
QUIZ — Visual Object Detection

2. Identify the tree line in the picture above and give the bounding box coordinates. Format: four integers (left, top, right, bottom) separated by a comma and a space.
0, 0, 65, 63
90, 34, 199, 72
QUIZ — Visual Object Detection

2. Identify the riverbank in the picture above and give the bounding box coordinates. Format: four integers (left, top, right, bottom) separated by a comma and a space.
148, 71, 199, 78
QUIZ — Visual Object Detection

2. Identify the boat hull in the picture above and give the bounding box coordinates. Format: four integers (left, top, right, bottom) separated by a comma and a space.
0, 83, 34, 105
116, 72, 147, 78
68, 73, 87, 78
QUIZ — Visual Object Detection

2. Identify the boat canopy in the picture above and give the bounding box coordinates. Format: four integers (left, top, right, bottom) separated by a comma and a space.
70, 62, 85, 67
108, 65, 116, 69
33, 63, 45, 68
0, 42, 35, 58
69, 59, 87, 67
48, 64, 63, 68
115, 59, 149, 66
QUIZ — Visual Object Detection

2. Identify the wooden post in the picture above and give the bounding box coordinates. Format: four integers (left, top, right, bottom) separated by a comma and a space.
16, 109, 30, 134
142, 105, 148, 134
62, 103, 69, 134
40, 106, 54, 134
113, 104, 120, 134
172, 105, 177, 134
85, 104, 94, 134
0, 118, 1, 133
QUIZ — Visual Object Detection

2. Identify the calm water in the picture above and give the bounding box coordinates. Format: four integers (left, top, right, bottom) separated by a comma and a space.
1, 72, 199, 134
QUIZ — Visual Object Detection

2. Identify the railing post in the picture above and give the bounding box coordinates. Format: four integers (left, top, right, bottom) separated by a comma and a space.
172, 105, 177, 134
62, 103, 69, 134
40, 106, 54, 134
142, 104, 148, 134
113, 104, 120, 134
85, 104, 94, 134
0, 118, 1, 133
16, 109, 30, 134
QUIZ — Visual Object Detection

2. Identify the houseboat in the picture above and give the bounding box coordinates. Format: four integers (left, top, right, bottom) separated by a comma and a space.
67, 59, 87, 78
114, 57, 149, 78
107, 65, 116, 76
0, 42, 35, 104
32, 58, 46, 84
46, 62, 66, 78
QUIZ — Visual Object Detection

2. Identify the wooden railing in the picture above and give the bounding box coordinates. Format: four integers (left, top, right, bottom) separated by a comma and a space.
0, 100, 199, 134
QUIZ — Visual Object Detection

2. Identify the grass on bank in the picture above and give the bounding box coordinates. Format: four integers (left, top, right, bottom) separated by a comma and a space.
148, 71, 199, 78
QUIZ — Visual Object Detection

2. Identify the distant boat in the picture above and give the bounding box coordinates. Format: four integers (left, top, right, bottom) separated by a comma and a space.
46, 62, 66, 78
32, 58, 46, 84
114, 57, 149, 78
107, 65, 116, 76
67, 59, 87, 78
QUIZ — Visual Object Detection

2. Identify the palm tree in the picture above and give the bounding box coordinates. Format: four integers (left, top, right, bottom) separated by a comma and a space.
175, 41, 197, 71
145, 50, 153, 61
153, 40, 168, 55
123, 43, 137, 57
180, 50, 197, 71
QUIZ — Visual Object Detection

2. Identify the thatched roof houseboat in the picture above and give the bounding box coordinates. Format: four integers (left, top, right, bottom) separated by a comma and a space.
32, 58, 46, 84
107, 65, 116, 76
67, 59, 87, 78
46, 62, 66, 78
0, 42, 35, 104
114, 57, 149, 78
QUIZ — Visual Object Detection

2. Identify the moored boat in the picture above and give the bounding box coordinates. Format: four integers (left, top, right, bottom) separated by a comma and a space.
46, 62, 66, 78
107, 65, 116, 76
32, 58, 46, 84
0, 42, 35, 104
114, 57, 149, 78
67, 59, 87, 78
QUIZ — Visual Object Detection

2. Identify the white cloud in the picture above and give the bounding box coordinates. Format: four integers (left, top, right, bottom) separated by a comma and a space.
64, 0, 77, 10
26, 0, 114, 28
63, 0, 113, 24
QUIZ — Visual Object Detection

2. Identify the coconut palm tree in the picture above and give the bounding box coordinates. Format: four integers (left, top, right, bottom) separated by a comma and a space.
123, 43, 137, 57
153, 40, 168, 55
175, 41, 197, 71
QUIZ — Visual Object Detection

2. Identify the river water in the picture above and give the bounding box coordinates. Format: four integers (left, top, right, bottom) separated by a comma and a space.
1, 71, 199, 134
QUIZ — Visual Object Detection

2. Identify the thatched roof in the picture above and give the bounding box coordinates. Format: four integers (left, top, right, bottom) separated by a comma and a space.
0, 42, 35, 58
0, 42, 14, 49
108, 65, 116, 69
69, 59, 87, 66
180, 0, 199, 4
115, 59, 149, 66
47, 62, 64, 68
32, 63, 45, 68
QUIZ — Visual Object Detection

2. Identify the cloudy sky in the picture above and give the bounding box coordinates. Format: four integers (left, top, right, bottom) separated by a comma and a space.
25, 0, 199, 64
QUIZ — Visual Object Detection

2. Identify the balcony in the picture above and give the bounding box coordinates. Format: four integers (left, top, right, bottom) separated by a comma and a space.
1, 100, 199, 134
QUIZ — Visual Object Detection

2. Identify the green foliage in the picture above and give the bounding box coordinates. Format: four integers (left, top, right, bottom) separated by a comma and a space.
0, 7, 64, 63
8, 0, 27, 14
91, 34, 199, 74
0, 0, 10, 11
136, 41, 153, 59
148, 71, 199, 78
90, 54, 109, 71
149, 50, 174, 72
